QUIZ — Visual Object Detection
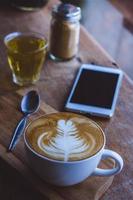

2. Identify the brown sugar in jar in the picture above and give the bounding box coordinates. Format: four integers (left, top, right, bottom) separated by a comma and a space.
49, 3, 81, 61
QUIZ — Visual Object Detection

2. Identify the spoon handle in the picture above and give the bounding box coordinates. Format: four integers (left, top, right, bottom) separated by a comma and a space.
8, 116, 27, 151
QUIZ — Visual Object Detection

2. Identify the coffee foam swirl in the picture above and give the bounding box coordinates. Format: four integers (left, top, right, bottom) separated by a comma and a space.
37, 119, 96, 161
26, 113, 104, 161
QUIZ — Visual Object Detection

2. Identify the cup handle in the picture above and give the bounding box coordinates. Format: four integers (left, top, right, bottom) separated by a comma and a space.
93, 149, 124, 176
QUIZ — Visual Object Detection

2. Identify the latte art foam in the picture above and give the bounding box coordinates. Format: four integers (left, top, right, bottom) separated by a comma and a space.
26, 113, 104, 161
37, 120, 96, 161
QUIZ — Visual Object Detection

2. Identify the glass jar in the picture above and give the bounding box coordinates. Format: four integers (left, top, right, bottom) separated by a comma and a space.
49, 3, 81, 61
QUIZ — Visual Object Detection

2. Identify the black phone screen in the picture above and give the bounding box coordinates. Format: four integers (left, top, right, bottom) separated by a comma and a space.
70, 69, 119, 109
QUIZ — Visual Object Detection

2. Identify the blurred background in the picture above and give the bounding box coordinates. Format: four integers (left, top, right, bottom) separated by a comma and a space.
2, 0, 133, 81
61, 0, 133, 81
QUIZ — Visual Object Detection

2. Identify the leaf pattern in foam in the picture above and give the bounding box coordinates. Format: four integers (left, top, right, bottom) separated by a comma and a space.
38, 119, 89, 161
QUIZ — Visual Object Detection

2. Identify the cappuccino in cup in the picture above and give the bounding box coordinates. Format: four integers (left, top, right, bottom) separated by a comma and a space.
24, 112, 123, 186
26, 112, 104, 162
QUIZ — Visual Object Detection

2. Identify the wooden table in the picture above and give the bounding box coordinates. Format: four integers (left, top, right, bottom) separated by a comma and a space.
0, 1, 133, 199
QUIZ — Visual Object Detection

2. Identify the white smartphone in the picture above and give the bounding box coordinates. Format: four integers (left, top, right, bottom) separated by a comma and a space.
65, 64, 123, 118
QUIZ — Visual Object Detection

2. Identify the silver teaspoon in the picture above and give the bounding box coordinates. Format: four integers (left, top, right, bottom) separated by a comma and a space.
8, 90, 40, 151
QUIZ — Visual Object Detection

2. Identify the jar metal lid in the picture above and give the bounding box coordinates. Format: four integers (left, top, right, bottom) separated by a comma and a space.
52, 3, 81, 21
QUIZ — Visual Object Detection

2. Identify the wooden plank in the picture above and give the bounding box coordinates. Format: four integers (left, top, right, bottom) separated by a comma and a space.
0, 90, 115, 200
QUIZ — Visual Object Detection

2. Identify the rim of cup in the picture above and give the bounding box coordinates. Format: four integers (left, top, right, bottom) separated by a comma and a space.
4, 31, 48, 54
24, 112, 106, 164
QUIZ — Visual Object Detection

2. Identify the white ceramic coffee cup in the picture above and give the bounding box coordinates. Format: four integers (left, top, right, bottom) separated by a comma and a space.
24, 116, 123, 186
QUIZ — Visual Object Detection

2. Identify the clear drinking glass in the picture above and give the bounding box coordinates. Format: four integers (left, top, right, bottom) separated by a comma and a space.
4, 32, 47, 86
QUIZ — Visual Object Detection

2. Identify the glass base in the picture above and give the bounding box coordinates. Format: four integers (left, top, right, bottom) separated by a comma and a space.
11, 0, 48, 11
13, 74, 39, 86
49, 53, 75, 62
11, 3, 40, 11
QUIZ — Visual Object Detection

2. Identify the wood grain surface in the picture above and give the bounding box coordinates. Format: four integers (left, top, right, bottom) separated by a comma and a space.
0, 90, 115, 200
0, 0, 133, 199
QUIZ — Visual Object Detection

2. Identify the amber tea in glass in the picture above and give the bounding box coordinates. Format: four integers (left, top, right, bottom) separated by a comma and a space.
4, 32, 47, 86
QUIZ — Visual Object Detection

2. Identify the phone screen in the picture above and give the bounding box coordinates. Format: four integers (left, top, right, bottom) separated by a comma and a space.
70, 69, 119, 109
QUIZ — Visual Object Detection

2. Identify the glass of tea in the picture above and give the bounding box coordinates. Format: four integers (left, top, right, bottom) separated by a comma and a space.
4, 32, 47, 86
